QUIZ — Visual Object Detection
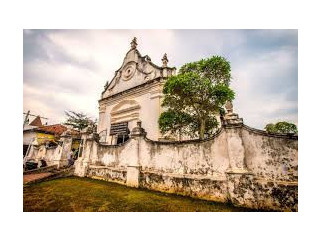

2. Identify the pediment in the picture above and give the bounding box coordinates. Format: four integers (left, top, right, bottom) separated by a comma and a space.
101, 41, 175, 99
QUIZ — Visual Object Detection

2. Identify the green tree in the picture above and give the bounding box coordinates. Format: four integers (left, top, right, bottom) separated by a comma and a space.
64, 110, 96, 131
158, 109, 193, 140
264, 121, 298, 135
159, 56, 235, 140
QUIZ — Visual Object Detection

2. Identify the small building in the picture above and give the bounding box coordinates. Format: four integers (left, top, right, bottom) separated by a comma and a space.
23, 116, 45, 156
23, 122, 80, 157
24, 123, 81, 167
97, 38, 176, 144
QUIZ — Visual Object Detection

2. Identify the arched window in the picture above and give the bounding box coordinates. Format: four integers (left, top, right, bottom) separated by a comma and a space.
110, 100, 140, 144
110, 100, 140, 124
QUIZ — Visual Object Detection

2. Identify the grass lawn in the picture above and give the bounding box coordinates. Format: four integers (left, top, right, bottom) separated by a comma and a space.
23, 176, 255, 212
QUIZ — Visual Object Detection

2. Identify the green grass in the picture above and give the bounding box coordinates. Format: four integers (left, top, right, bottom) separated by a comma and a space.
23, 176, 255, 212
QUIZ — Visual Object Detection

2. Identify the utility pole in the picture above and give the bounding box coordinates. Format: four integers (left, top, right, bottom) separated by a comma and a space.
23, 110, 30, 129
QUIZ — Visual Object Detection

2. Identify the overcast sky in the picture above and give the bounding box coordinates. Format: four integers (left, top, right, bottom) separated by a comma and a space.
23, 29, 297, 129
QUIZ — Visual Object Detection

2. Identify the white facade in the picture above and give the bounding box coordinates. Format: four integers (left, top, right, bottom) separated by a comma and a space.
98, 38, 176, 144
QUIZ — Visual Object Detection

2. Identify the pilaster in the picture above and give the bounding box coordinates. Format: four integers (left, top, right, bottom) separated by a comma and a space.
223, 101, 247, 173
126, 120, 146, 187
54, 129, 73, 168
74, 127, 95, 176
223, 101, 256, 207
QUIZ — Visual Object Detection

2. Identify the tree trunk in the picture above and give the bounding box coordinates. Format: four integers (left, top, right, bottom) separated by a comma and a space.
199, 119, 205, 140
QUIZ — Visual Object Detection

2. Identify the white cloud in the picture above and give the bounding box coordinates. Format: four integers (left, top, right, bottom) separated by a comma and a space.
24, 30, 177, 124
46, 29, 176, 78
231, 47, 297, 128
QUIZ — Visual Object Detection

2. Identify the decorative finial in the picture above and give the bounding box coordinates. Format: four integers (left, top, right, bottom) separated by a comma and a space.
130, 37, 137, 49
224, 100, 243, 125
137, 120, 142, 128
162, 53, 168, 67
225, 100, 233, 114
130, 120, 146, 137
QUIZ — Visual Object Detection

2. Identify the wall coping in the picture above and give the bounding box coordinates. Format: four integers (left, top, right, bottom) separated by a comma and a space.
92, 122, 297, 150
243, 124, 298, 140
145, 127, 225, 145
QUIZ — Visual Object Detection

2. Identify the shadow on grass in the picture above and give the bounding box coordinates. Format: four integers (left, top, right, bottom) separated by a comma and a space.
23, 176, 260, 212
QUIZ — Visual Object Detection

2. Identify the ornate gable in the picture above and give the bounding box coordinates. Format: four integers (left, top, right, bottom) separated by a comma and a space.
101, 38, 176, 99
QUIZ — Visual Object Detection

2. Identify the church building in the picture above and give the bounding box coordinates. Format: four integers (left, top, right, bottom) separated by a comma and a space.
97, 38, 176, 144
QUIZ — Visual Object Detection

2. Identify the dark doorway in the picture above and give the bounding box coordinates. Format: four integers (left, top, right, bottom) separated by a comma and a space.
116, 132, 130, 144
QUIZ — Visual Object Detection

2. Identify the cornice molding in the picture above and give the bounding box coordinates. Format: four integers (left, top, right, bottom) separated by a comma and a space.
99, 78, 163, 106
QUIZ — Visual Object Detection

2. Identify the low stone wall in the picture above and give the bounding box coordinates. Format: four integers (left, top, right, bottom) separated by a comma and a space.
74, 119, 298, 211
242, 125, 298, 182
140, 129, 229, 176
83, 165, 297, 211
25, 144, 61, 166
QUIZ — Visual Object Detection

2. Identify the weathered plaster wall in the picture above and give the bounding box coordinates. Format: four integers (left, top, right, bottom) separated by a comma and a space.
226, 173, 298, 211
139, 130, 229, 177
241, 126, 298, 182
140, 172, 228, 202
95, 139, 137, 167
87, 166, 127, 184
25, 144, 59, 166
74, 123, 298, 211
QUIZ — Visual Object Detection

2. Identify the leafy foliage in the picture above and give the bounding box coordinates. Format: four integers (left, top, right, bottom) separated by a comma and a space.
179, 56, 231, 85
159, 56, 235, 140
64, 110, 97, 131
159, 110, 193, 139
264, 121, 298, 135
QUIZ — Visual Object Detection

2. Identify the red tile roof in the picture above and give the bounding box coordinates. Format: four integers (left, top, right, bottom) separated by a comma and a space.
38, 124, 67, 135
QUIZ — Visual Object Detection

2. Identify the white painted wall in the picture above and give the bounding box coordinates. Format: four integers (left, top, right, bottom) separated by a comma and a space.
241, 127, 298, 182
23, 131, 36, 145
139, 131, 229, 177
100, 83, 164, 143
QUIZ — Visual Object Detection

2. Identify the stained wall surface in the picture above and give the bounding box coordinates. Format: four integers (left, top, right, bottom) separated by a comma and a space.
75, 124, 298, 211
241, 126, 298, 182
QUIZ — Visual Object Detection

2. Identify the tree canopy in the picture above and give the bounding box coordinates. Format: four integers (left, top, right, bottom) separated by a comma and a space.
159, 56, 235, 140
264, 121, 298, 135
64, 110, 96, 131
